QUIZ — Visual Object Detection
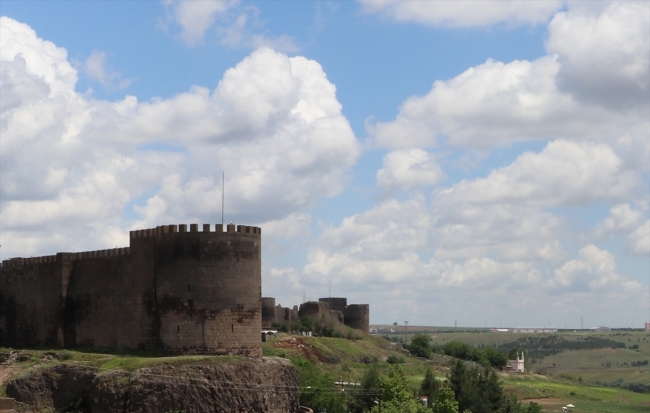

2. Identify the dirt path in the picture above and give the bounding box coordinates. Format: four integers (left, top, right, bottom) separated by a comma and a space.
0, 364, 20, 385
521, 398, 567, 406
271, 337, 329, 364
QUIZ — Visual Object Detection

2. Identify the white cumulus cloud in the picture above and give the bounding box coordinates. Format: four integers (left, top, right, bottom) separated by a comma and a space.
628, 221, 650, 256
0, 17, 359, 259
550, 245, 642, 293
547, 1, 650, 110
439, 140, 639, 207
359, 0, 563, 27
369, 2, 648, 149
80, 50, 133, 91
377, 148, 444, 193
163, 0, 239, 45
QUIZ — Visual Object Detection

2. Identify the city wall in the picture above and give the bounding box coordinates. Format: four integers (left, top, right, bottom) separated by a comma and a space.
0, 223, 262, 356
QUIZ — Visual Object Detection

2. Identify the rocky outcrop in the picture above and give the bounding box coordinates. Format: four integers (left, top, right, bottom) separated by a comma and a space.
6, 357, 299, 413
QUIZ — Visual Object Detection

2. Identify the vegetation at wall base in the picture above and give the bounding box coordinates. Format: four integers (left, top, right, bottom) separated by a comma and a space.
2, 330, 649, 413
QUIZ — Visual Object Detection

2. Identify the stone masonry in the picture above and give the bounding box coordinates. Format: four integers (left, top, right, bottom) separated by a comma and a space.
0, 223, 262, 356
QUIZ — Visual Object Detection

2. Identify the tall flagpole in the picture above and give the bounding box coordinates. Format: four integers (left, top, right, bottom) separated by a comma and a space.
222, 171, 225, 226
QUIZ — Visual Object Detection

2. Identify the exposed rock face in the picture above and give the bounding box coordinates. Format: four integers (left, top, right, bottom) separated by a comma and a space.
6, 358, 299, 413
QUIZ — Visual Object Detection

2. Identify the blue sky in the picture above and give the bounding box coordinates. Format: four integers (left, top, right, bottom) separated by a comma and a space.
1, 1, 648, 328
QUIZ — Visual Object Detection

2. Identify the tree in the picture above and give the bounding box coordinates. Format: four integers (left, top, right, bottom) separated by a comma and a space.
409, 333, 432, 358
371, 365, 428, 413
293, 357, 345, 413
522, 402, 542, 413
432, 384, 458, 413
482, 347, 508, 370
420, 368, 440, 408
498, 392, 520, 413
444, 341, 480, 362
448, 359, 507, 413
349, 366, 381, 413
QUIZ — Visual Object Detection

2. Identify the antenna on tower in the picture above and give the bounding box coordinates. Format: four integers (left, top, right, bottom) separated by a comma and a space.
221, 171, 225, 226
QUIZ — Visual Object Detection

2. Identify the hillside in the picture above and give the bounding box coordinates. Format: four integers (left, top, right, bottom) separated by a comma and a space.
1, 333, 649, 413
262, 333, 650, 413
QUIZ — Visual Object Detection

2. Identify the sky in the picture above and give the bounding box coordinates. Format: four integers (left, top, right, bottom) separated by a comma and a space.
0, 0, 648, 329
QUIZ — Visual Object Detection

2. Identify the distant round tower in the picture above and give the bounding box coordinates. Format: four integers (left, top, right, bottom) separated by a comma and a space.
261, 297, 276, 329
318, 297, 347, 313
344, 304, 369, 333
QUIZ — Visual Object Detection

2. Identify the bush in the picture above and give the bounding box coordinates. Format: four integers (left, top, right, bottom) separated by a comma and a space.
408, 333, 432, 358
386, 354, 405, 364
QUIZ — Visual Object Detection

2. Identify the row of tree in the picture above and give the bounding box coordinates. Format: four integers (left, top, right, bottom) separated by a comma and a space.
406, 334, 519, 371
496, 335, 625, 363
295, 355, 541, 413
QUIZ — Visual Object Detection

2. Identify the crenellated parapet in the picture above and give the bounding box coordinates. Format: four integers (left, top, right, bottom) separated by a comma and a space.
1, 223, 261, 270
129, 223, 261, 238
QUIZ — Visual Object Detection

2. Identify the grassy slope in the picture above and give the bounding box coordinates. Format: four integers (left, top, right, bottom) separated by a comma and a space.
425, 331, 650, 384
3, 334, 648, 413
262, 334, 649, 413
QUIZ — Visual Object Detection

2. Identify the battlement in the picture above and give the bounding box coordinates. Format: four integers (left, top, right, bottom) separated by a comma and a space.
1, 224, 261, 270
1, 248, 130, 269
129, 223, 261, 238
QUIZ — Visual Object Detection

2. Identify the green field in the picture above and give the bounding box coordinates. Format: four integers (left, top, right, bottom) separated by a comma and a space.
260, 332, 650, 413
2, 332, 649, 413
420, 331, 650, 385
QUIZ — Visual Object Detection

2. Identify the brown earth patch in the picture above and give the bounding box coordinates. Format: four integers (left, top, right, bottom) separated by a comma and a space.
272, 337, 329, 364
0, 364, 20, 386
521, 398, 567, 406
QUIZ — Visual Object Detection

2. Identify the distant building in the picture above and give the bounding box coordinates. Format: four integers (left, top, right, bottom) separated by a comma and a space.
588, 326, 611, 332
645, 322, 650, 332
506, 352, 524, 373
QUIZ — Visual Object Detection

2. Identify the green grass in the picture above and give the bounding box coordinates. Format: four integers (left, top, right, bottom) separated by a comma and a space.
423, 331, 650, 386
3, 333, 648, 413
502, 373, 650, 412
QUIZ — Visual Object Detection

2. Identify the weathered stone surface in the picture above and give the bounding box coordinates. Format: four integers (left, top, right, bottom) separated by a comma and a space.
6, 364, 95, 411
6, 358, 298, 413
0, 224, 262, 357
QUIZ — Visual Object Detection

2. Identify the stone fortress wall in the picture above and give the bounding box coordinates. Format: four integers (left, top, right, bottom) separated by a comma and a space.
0, 223, 262, 357
263, 296, 369, 334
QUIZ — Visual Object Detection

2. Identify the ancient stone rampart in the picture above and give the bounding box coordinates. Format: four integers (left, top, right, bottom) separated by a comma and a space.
0, 223, 262, 356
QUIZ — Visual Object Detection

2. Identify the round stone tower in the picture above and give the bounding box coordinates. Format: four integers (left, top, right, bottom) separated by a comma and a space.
318, 297, 347, 313
344, 304, 369, 333
142, 223, 262, 356
261, 297, 276, 329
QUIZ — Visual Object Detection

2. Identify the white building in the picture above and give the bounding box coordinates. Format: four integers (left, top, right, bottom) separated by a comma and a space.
507, 352, 525, 373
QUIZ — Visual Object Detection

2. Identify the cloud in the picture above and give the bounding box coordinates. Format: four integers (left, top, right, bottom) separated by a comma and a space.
628, 221, 650, 256
359, 0, 563, 28
369, 3, 648, 149
546, 2, 650, 110
594, 203, 645, 238
376, 148, 444, 194
433, 203, 565, 263
161, 1, 298, 52
550, 245, 642, 293
163, 0, 239, 45
218, 12, 299, 53
0, 18, 359, 259
80, 50, 133, 91
439, 140, 639, 207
